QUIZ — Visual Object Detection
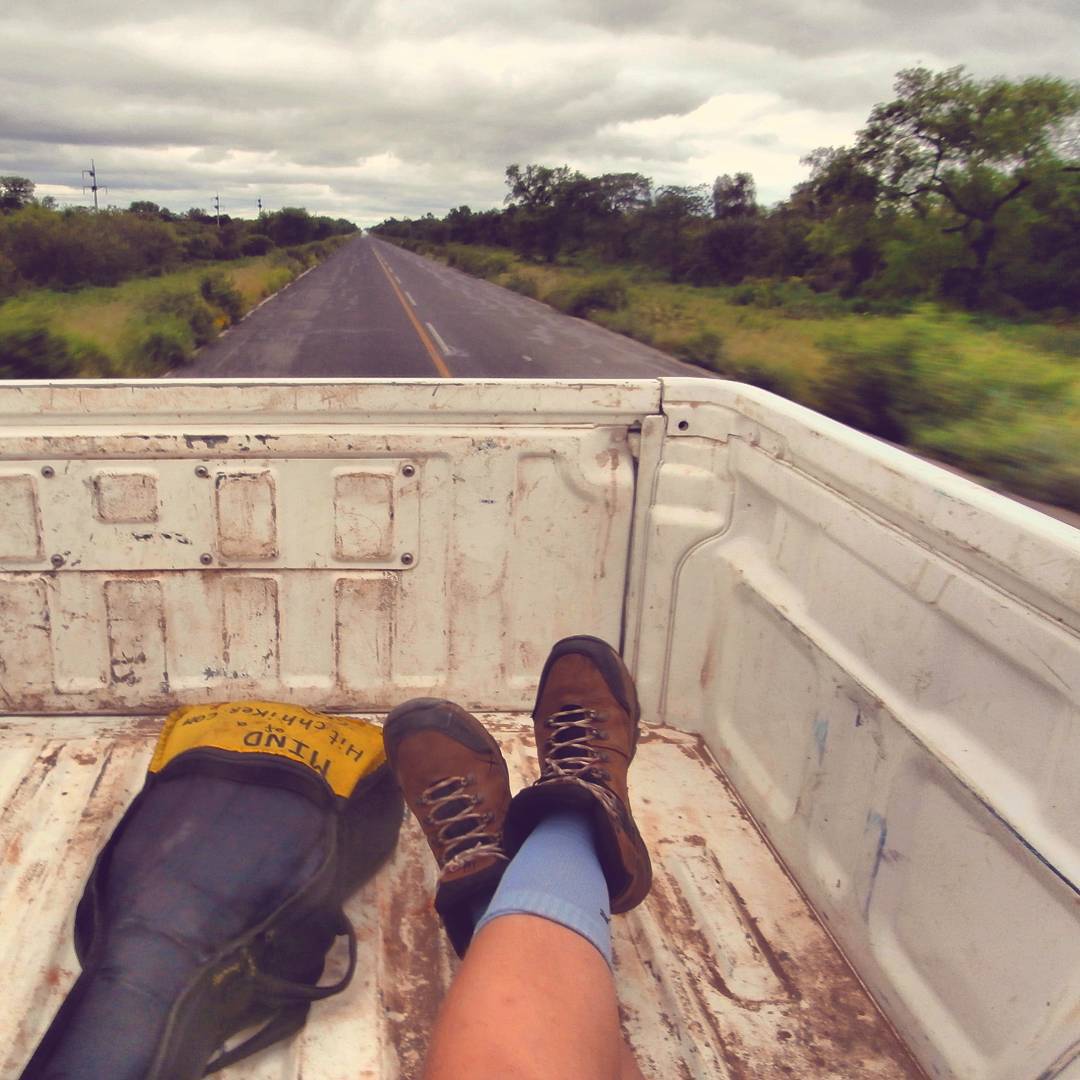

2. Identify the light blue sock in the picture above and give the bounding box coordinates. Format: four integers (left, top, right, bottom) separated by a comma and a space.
471, 810, 612, 967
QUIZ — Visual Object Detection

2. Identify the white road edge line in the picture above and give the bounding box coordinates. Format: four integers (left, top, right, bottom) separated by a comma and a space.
426, 322, 451, 356
522, 354, 534, 363
404, 290, 417, 306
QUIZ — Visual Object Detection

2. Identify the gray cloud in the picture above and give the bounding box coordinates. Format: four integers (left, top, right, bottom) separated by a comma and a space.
3, 1, 1076, 223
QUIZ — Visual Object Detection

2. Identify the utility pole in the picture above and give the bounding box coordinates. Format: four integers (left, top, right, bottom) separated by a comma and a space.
213, 193, 221, 228
82, 159, 106, 211
257, 197, 263, 216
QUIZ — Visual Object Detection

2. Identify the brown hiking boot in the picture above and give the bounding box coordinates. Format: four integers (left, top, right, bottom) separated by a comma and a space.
383, 699, 511, 956
503, 635, 652, 914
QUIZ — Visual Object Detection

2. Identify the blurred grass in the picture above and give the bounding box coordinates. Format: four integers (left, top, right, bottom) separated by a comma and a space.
0, 242, 339, 378
401, 241, 1080, 512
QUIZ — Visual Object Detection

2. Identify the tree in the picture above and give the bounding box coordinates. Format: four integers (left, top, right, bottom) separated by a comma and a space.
504, 164, 588, 261
850, 66, 1080, 306
0, 176, 35, 213
640, 185, 710, 281
800, 147, 888, 293
266, 207, 314, 246
712, 173, 757, 219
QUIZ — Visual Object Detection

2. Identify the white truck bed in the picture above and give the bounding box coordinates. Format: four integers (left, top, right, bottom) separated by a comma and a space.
2, 378, 1077, 1079
1, 713, 922, 1079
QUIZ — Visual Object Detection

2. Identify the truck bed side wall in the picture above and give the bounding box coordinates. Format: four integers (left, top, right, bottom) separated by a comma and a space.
625, 378, 1080, 1080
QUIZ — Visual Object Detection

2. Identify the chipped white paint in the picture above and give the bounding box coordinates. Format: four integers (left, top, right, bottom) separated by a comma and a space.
0, 715, 922, 1080
0, 378, 1077, 1080
626, 379, 1080, 1080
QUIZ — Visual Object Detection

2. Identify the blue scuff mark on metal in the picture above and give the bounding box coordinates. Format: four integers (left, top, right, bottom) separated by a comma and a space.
812, 715, 829, 763
864, 811, 888, 920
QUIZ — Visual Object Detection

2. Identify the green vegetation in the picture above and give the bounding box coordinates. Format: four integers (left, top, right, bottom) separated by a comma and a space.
0, 179, 357, 376
373, 65, 1079, 511
0, 243, 345, 377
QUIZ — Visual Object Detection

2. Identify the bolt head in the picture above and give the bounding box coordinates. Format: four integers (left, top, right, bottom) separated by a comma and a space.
40, 466, 55, 479
400, 552, 414, 566
200, 553, 213, 565
50, 554, 64, 567
195, 465, 210, 478
402, 464, 416, 478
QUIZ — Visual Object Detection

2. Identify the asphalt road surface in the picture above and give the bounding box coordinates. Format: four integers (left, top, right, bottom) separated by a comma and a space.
183, 234, 704, 379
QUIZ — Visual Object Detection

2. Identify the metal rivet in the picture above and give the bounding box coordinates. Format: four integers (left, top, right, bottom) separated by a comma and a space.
677, 420, 689, 431
40, 465, 55, 479
402, 464, 416, 478
200, 553, 213, 565
194, 465, 210, 478
400, 552, 414, 566
50, 554, 64, 567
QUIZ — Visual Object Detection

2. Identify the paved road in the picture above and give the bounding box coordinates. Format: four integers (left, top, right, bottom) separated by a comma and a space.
184, 235, 703, 379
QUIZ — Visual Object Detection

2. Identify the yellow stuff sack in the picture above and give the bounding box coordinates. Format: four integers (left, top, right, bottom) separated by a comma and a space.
150, 700, 387, 799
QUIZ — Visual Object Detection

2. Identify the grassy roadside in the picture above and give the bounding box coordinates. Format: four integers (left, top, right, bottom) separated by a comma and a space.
387, 239, 1080, 513
0, 236, 351, 378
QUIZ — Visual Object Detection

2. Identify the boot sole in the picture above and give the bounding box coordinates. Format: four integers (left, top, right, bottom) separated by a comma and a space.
383, 698, 505, 764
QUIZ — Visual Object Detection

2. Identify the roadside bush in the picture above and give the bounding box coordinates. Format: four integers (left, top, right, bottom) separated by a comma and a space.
0, 251, 21, 297
242, 234, 275, 256
200, 272, 245, 323
547, 275, 627, 317
504, 271, 540, 298
151, 288, 217, 346
0, 325, 109, 378
131, 318, 194, 367
921, 415, 1080, 512
445, 245, 514, 278
817, 331, 925, 441
284, 246, 317, 269
728, 278, 850, 318
673, 328, 724, 366
183, 232, 222, 262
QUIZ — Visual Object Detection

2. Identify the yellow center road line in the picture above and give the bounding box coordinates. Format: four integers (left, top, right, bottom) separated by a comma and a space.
374, 252, 452, 378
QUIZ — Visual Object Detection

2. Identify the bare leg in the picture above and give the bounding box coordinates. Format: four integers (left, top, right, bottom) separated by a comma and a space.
423, 914, 643, 1080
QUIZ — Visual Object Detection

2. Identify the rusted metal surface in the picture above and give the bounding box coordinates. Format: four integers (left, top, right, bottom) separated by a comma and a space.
3, 713, 922, 1079
0, 379, 661, 427
0, 429, 633, 714
0, 457, 420, 572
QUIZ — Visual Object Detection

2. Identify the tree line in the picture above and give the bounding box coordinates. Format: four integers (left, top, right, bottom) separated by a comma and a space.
0, 180, 358, 295
373, 67, 1079, 315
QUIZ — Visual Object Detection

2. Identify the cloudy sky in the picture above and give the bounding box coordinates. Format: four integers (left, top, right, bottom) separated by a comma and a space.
3, 0, 1076, 225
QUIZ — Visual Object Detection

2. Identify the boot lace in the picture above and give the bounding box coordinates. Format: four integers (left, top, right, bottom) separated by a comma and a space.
538, 705, 620, 814
420, 776, 508, 874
